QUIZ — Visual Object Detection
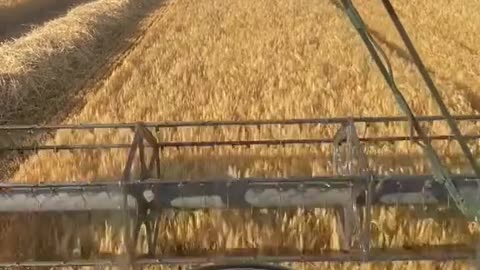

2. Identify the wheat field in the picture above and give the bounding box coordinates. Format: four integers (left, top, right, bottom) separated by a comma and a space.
2, 0, 480, 269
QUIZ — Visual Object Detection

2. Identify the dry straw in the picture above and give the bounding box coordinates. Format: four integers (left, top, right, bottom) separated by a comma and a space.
3, 0, 480, 269
0, 0, 159, 124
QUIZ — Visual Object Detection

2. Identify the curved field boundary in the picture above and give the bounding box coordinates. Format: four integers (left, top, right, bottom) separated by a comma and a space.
0, 0, 94, 41
66, 0, 168, 121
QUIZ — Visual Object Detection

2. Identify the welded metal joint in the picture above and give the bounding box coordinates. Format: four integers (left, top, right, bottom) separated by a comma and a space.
332, 121, 372, 255
121, 123, 163, 264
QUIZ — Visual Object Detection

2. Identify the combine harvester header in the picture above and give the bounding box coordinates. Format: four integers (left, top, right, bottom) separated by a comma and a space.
1, 0, 480, 269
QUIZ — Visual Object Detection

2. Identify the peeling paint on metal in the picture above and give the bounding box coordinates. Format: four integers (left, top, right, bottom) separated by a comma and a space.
244, 188, 351, 207
0, 192, 137, 212
170, 195, 226, 208
379, 192, 438, 204
143, 189, 154, 202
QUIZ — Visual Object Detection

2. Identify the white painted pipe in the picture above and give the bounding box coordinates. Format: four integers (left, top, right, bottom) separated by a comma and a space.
0, 191, 137, 212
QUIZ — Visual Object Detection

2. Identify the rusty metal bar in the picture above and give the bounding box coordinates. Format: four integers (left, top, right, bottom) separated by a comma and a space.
0, 245, 475, 267
138, 138, 148, 179
1, 115, 479, 131
122, 128, 141, 182
138, 125, 159, 147
1, 134, 480, 153
121, 124, 144, 265
140, 124, 161, 179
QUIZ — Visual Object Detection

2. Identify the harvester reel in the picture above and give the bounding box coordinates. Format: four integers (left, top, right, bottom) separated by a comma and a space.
1, 0, 480, 268
2, 116, 480, 267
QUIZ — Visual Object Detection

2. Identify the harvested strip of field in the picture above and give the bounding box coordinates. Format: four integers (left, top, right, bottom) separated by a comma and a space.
5, 0, 480, 269
0, 0, 161, 125
0, 0, 93, 41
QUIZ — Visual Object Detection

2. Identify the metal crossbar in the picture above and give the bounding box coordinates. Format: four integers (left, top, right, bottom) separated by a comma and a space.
1, 115, 479, 153
1, 119, 479, 267
2, 135, 480, 152
0, 115, 479, 131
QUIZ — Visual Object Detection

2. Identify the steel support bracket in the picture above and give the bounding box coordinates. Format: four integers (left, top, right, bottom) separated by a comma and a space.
332, 121, 372, 256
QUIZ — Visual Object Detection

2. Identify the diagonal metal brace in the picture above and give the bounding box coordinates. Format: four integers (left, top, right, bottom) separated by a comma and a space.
338, 0, 479, 222
121, 123, 162, 265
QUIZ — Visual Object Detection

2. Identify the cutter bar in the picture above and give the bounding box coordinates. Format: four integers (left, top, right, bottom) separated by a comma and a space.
1, 174, 478, 212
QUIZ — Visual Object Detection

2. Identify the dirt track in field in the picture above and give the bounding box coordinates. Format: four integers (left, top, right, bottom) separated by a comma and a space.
0, 0, 92, 41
